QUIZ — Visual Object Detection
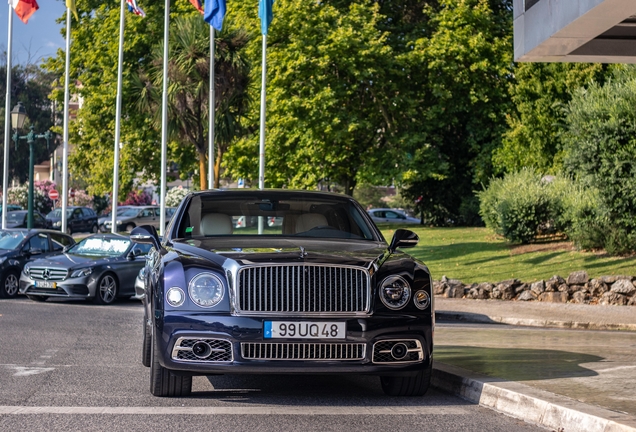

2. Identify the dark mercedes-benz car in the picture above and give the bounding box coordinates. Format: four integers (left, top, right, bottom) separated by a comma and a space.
19, 234, 152, 304
132, 190, 434, 397
0, 229, 75, 298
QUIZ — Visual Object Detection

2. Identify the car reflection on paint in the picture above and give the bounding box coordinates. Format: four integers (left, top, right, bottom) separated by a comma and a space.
131, 189, 434, 398
19, 234, 153, 305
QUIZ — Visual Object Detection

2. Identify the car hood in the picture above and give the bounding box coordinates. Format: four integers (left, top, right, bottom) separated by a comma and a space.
28, 253, 119, 269
172, 237, 392, 269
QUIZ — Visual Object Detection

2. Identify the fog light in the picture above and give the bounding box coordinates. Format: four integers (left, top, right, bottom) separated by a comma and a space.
391, 343, 408, 360
192, 341, 212, 359
413, 290, 431, 310
166, 287, 185, 307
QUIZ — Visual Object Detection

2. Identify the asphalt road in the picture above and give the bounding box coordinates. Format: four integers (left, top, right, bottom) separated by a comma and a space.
0, 298, 545, 431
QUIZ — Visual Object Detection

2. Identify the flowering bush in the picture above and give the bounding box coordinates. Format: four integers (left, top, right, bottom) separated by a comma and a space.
122, 190, 153, 206
165, 187, 189, 207
35, 180, 57, 213
7, 185, 51, 214
69, 189, 94, 208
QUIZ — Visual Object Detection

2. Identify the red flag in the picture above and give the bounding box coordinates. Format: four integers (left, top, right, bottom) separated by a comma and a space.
189, 0, 203, 14
10, 0, 39, 24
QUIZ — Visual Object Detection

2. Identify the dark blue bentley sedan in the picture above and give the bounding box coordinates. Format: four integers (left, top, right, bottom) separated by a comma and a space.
132, 190, 434, 397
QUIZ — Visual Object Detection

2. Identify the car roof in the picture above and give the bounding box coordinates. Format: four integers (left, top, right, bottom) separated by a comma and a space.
0, 228, 72, 235
191, 188, 355, 202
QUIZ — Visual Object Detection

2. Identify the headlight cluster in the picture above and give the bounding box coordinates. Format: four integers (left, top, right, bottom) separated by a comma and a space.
23, 264, 31, 276
70, 268, 93, 278
54, 221, 61, 227
165, 273, 225, 308
379, 276, 411, 310
379, 276, 432, 310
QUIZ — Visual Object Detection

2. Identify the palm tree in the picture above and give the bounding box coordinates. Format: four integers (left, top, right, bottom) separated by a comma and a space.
134, 15, 252, 190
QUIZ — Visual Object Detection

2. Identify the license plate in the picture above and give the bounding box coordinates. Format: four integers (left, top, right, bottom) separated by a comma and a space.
35, 281, 56, 289
264, 321, 346, 339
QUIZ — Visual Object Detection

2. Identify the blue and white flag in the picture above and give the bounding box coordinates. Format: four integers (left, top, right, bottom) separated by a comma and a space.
204, 0, 225, 31
258, 0, 274, 35
126, 0, 145, 17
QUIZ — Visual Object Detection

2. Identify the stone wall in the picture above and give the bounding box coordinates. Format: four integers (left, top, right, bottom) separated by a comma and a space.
433, 271, 636, 306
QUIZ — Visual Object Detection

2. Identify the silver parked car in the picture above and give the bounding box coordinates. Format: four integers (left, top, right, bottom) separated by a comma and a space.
367, 208, 420, 224
102, 206, 176, 233
19, 234, 153, 305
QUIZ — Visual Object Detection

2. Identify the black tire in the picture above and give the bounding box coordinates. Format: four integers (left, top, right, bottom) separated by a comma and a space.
150, 335, 192, 397
93, 273, 118, 305
0, 270, 19, 299
380, 361, 432, 397
125, 223, 135, 233
65, 226, 72, 235
26, 295, 48, 302
91, 224, 99, 233
142, 316, 151, 367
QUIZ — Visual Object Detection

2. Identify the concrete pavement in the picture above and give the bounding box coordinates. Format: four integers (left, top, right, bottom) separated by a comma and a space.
433, 298, 636, 431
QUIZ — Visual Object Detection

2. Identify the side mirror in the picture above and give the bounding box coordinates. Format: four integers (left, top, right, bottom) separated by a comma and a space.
29, 248, 43, 256
388, 229, 419, 253
130, 225, 163, 253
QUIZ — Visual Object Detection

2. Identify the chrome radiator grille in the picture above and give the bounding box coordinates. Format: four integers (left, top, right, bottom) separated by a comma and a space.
28, 267, 68, 281
236, 265, 370, 314
241, 342, 365, 360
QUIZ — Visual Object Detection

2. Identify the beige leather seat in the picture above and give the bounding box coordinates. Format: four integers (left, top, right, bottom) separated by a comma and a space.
295, 213, 328, 233
200, 213, 233, 235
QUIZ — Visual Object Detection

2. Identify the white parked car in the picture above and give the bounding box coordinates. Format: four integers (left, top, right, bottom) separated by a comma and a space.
367, 208, 420, 224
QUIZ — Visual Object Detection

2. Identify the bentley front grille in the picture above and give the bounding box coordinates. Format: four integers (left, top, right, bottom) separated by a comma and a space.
236, 265, 370, 314
372, 339, 424, 364
28, 267, 68, 281
172, 338, 233, 362
241, 342, 365, 361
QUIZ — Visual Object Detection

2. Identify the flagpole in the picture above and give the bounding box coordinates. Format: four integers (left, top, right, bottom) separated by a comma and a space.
257, 33, 267, 234
159, 0, 170, 235
2, 7, 13, 230
61, 7, 72, 234
207, 26, 215, 190
111, 0, 126, 233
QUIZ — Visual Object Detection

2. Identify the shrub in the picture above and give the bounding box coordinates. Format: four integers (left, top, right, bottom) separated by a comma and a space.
122, 190, 153, 206
165, 187, 190, 207
7, 185, 50, 215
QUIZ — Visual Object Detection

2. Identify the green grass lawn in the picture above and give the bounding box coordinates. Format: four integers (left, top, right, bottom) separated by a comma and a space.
378, 225, 636, 283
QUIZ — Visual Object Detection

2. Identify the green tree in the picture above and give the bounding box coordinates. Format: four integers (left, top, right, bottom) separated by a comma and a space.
134, 15, 252, 190
399, 0, 514, 224
493, 62, 610, 174
0, 62, 57, 184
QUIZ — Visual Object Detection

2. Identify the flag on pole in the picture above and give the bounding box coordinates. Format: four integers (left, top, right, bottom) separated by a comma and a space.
204, 0, 225, 31
126, 0, 145, 17
10, 0, 39, 24
66, 0, 78, 20
189, 0, 203, 14
258, 0, 274, 35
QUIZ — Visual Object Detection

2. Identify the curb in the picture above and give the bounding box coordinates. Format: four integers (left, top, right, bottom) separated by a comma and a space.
435, 311, 636, 332
432, 362, 636, 432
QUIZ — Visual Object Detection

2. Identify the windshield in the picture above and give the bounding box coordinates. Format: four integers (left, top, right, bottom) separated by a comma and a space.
47, 209, 72, 218
0, 230, 27, 249
175, 192, 377, 241
68, 237, 131, 257
6, 212, 25, 223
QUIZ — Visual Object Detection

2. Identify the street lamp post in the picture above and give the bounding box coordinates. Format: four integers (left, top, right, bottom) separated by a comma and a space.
10, 102, 52, 229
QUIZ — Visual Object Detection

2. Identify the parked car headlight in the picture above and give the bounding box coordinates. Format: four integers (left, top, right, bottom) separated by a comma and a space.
23, 264, 31, 276
70, 267, 93, 278
54, 221, 61, 227
188, 273, 224, 308
379, 275, 411, 310
166, 287, 186, 307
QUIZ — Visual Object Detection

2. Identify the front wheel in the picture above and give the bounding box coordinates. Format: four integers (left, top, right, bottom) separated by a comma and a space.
125, 223, 135, 233
0, 270, 19, 298
91, 224, 99, 233
65, 226, 72, 235
150, 336, 192, 397
93, 274, 118, 305
380, 361, 432, 397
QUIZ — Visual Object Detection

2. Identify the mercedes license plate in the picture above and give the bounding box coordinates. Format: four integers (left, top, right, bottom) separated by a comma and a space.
35, 281, 56, 289
264, 321, 346, 339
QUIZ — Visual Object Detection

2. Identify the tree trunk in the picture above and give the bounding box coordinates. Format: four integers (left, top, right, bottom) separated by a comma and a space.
198, 150, 207, 191
213, 146, 223, 188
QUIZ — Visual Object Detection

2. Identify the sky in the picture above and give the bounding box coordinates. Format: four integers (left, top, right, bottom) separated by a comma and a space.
1, 1, 68, 65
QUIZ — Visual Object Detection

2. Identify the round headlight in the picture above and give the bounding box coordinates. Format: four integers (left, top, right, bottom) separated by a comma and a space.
188, 273, 224, 308
166, 287, 185, 307
413, 290, 431, 310
379, 275, 411, 310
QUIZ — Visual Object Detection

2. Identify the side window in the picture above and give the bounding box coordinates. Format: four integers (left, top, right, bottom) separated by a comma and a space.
142, 209, 153, 217
385, 211, 400, 220
34, 213, 44, 225
132, 243, 152, 256
154, 208, 161, 217
50, 233, 73, 251
29, 234, 50, 252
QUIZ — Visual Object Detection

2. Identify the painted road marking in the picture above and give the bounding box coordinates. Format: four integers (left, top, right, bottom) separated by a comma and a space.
0, 406, 468, 415
7, 367, 55, 377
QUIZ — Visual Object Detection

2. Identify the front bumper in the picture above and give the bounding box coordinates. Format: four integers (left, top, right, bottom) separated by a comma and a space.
19, 274, 98, 299
155, 312, 433, 376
